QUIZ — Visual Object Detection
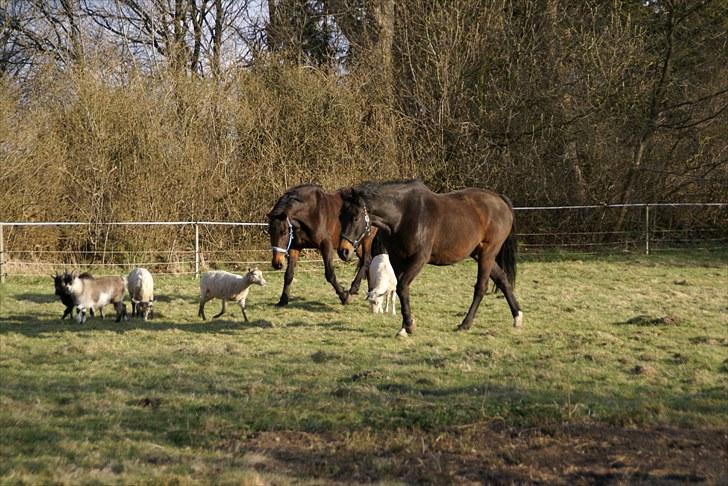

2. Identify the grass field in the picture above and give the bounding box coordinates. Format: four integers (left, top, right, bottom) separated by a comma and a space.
1, 250, 726, 484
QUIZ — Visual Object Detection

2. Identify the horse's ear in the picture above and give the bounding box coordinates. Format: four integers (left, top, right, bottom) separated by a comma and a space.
340, 187, 354, 200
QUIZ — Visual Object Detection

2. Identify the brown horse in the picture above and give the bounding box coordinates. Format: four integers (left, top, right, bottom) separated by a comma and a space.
267, 184, 377, 306
337, 179, 521, 336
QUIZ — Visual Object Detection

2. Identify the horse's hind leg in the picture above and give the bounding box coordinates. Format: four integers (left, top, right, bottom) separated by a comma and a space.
277, 248, 300, 306
490, 263, 523, 327
457, 251, 495, 331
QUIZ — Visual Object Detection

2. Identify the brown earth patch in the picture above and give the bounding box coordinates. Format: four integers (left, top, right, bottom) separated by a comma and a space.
223, 423, 728, 484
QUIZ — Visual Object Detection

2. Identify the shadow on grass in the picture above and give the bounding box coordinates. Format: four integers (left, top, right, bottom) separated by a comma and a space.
0, 316, 276, 336
272, 298, 337, 312
14, 292, 58, 304
520, 246, 728, 266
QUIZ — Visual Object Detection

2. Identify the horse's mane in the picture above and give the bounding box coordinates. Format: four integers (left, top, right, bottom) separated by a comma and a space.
354, 179, 427, 199
269, 184, 322, 217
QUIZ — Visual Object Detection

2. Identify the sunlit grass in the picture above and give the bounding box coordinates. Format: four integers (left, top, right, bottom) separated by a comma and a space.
0, 250, 726, 483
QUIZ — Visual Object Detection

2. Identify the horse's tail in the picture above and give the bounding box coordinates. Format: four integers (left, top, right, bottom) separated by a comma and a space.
495, 197, 517, 290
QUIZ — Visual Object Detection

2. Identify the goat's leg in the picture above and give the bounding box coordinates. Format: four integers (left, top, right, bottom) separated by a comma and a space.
213, 299, 226, 319
198, 298, 208, 320
62, 305, 73, 320
114, 302, 127, 323
238, 301, 249, 322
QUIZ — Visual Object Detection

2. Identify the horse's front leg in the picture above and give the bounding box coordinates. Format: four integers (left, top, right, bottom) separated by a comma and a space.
348, 239, 373, 297
393, 256, 427, 337
277, 248, 300, 307
321, 242, 350, 304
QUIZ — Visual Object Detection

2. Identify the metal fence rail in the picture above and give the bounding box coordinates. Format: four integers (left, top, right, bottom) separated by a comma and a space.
1, 203, 726, 281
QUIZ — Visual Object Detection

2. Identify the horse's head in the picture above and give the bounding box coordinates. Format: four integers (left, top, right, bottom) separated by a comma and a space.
267, 212, 294, 270
338, 189, 371, 262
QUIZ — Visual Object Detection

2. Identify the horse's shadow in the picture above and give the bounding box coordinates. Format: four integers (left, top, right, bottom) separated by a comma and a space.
273, 299, 337, 313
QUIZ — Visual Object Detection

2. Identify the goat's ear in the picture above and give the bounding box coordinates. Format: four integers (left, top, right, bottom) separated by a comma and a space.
247, 267, 253, 273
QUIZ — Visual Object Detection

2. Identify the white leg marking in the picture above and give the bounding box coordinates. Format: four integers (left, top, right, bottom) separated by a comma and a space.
513, 311, 524, 328
395, 327, 408, 338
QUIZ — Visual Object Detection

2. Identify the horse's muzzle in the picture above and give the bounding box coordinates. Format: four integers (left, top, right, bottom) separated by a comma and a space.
338, 240, 355, 261
271, 253, 285, 270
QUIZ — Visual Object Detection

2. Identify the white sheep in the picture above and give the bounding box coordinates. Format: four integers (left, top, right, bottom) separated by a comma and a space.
127, 267, 154, 320
198, 268, 267, 322
367, 254, 397, 315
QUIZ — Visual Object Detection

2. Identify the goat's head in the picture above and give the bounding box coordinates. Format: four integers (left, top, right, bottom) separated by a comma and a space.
52, 272, 65, 295
132, 298, 154, 320
367, 290, 385, 314
247, 267, 267, 287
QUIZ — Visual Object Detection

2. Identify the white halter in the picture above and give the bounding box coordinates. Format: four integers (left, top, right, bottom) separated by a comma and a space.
271, 217, 294, 256
342, 203, 371, 250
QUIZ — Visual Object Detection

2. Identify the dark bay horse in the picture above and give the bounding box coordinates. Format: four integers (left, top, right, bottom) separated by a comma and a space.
337, 179, 522, 336
267, 184, 377, 306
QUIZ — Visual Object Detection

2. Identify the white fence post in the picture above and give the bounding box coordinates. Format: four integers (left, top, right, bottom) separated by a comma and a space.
194, 223, 200, 279
0, 223, 5, 283
645, 204, 651, 255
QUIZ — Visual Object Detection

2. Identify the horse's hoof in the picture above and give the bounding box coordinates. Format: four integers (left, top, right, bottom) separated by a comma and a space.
455, 324, 471, 332
340, 291, 352, 305
395, 328, 409, 338
275, 299, 288, 307
513, 311, 524, 328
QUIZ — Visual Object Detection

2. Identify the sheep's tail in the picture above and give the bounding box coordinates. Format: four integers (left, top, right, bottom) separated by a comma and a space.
495, 196, 517, 291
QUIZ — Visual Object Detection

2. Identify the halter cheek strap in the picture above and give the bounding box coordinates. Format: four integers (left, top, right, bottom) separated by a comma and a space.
271, 217, 294, 256
342, 203, 371, 251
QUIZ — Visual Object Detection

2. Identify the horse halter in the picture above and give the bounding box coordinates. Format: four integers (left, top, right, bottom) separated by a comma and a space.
342, 203, 371, 251
271, 217, 294, 256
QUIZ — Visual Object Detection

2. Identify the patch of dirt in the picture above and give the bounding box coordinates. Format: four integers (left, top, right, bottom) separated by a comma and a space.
226, 423, 727, 485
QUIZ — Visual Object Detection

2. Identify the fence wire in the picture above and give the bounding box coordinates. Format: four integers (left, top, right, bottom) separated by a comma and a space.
1, 203, 726, 279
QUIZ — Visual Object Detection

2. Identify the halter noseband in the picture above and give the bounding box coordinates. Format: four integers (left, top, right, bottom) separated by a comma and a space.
342, 203, 371, 251
271, 217, 294, 256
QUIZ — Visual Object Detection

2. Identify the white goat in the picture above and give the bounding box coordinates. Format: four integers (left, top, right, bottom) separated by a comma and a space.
127, 267, 154, 320
367, 254, 397, 315
63, 272, 127, 324
198, 268, 267, 322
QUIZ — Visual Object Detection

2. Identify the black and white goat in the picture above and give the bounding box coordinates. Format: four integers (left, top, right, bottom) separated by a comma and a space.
62, 271, 128, 323
53, 271, 94, 320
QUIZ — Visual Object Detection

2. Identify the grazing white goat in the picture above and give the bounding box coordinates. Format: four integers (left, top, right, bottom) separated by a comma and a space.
198, 268, 267, 322
62, 272, 127, 324
367, 254, 397, 315
127, 267, 154, 320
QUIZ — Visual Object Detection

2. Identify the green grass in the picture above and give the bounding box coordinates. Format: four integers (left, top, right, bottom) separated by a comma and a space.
1, 250, 726, 483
